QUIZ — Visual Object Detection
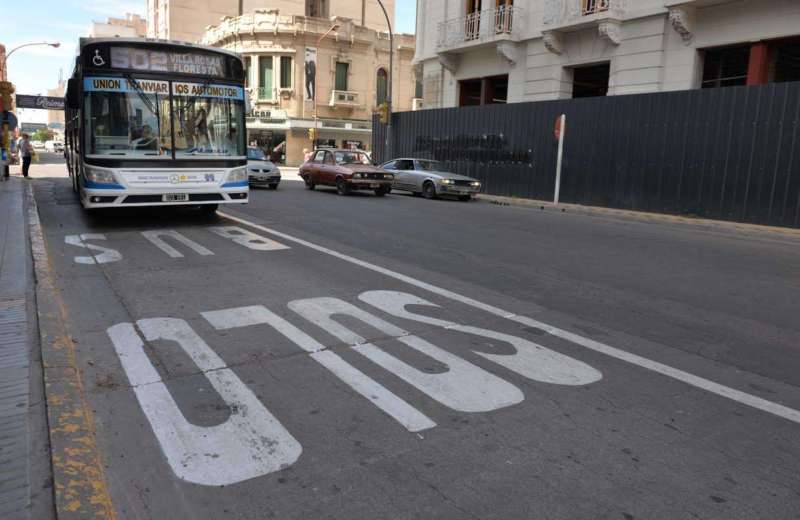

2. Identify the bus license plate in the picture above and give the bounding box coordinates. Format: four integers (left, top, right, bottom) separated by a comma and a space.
163, 193, 189, 202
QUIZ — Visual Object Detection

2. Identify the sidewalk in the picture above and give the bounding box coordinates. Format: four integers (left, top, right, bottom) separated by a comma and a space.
0, 176, 53, 520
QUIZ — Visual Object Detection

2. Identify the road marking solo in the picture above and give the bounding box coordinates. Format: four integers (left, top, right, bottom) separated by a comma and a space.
107, 318, 302, 486
218, 210, 800, 426
66, 227, 289, 264
110, 291, 600, 484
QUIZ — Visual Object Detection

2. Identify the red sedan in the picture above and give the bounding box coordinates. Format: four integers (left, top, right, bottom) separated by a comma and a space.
299, 149, 394, 196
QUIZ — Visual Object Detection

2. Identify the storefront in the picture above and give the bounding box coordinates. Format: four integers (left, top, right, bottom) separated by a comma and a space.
248, 114, 372, 166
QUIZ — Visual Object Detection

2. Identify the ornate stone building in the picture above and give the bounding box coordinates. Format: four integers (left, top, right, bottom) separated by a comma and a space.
414, 0, 800, 108
201, 10, 416, 165
147, 0, 396, 44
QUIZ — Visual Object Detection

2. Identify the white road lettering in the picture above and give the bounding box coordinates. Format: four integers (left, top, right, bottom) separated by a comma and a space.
288, 297, 524, 413
359, 291, 602, 386
141, 230, 214, 258
219, 211, 800, 426
107, 318, 302, 486
202, 305, 436, 432
64, 234, 122, 264
208, 226, 290, 251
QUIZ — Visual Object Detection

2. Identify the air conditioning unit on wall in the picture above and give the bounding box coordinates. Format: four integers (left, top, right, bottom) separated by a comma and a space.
412, 98, 424, 111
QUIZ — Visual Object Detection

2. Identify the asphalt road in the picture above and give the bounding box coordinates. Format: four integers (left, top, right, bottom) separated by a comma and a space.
31, 168, 800, 519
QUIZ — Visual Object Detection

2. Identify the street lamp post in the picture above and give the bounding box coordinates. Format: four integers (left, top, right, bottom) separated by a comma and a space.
312, 24, 339, 148
375, 0, 393, 161
1, 42, 61, 81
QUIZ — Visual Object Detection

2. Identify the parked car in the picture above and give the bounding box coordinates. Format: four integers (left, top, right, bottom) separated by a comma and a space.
246, 147, 281, 189
32, 140, 46, 150
300, 149, 394, 196
44, 140, 64, 153
381, 158, 481, 201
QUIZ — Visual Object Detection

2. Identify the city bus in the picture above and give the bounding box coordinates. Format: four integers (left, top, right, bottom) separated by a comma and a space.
64, 38, 249, 213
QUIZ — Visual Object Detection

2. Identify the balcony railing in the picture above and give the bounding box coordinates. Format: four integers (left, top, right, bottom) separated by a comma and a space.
437, 6, 521, 51
583, 0, 609, 15
543, 0, 625, 27
329, 90, 360, 108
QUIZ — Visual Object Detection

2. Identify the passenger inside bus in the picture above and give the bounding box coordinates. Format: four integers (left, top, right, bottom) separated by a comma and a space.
131, 124, 161, 152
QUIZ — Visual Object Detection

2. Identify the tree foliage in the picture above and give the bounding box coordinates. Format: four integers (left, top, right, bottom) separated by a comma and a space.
31, 128, 54, 142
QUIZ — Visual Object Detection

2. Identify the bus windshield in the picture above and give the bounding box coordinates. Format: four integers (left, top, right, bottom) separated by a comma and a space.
84, 77, 245, 159
85, 86, 172, 158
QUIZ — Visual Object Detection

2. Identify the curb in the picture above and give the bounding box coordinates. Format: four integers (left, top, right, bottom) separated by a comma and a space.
475, 194, 800, 239
26, 184, 117, 520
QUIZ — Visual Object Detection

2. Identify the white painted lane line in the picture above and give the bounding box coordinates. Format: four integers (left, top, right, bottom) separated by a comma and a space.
141, 230, 215, 258
64, 234, 123, 264
218, 210, 800, 425
359, 291, 602, 386
202, 305, 436, 432
209, 226, 290, 251
108, 318, 302, 486
288, 297, 524, 413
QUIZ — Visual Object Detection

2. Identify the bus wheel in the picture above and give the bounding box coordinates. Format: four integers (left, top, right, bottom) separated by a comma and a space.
200, 204, 219, 215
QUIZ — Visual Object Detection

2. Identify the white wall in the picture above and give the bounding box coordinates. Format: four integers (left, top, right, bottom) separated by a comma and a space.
417, 0, 800, 108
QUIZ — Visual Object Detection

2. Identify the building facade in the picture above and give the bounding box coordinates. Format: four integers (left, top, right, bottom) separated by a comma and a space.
148, 0, 395, 43
88, 13, 147, 38
201, 9, 415, 165
46, 79, 65, 135
414, 0, 800, 108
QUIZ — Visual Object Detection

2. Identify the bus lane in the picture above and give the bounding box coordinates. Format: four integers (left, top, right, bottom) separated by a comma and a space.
32, 179, 800, 520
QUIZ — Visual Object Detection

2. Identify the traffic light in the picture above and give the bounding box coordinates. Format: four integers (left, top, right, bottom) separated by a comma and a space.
375, 103, 390, 125
307, 128, 316, 142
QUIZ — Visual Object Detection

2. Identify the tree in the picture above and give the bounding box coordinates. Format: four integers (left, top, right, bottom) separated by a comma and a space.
31, 128, 54, 142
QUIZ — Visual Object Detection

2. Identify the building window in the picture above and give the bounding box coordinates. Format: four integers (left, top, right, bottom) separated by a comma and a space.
244, 56, 252, 88
376, 68, 388, 105
772, 39, 800, 83
484, 75, 508, 104
458, 75, 509, 106
259, 56, 274, 99
306, 0, 328, 18
572, 63, 610, 98
280, 56, 293, 89
335, 62, 349, 91
415, 79, 423, 99
701, 45, 749, 89
459, 79, 483, 106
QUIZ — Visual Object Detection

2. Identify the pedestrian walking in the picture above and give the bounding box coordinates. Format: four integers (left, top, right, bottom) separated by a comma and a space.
303, 148, 312, 163
18, 134, 34, 178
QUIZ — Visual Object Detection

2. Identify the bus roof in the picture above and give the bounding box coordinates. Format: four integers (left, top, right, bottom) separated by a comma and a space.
77, 37, 242, 59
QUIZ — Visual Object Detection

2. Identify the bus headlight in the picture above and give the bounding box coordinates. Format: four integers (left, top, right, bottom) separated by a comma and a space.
84, 166, 118, 185
226, 167, 247, 183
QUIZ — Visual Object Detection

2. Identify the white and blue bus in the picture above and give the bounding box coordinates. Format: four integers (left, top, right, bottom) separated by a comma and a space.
64, 38, 249, 213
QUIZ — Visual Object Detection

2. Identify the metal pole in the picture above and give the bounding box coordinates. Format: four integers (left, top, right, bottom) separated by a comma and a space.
375, 0, 393, 160
313, 24, 339, 148
554, 114, 566, 206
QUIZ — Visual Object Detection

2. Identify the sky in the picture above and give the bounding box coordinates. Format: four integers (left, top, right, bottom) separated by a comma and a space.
4, 0, 417, 123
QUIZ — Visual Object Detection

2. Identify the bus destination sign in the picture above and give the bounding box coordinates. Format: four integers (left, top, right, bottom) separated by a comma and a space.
109, 47, 224, 76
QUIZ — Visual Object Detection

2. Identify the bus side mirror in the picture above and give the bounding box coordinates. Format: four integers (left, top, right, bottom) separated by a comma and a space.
244, 92, 252, 116
66, 79, 80, 109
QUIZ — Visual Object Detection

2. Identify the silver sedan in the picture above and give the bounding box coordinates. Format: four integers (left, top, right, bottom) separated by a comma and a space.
247, 147, 281, 189
381, 158, 481, 201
